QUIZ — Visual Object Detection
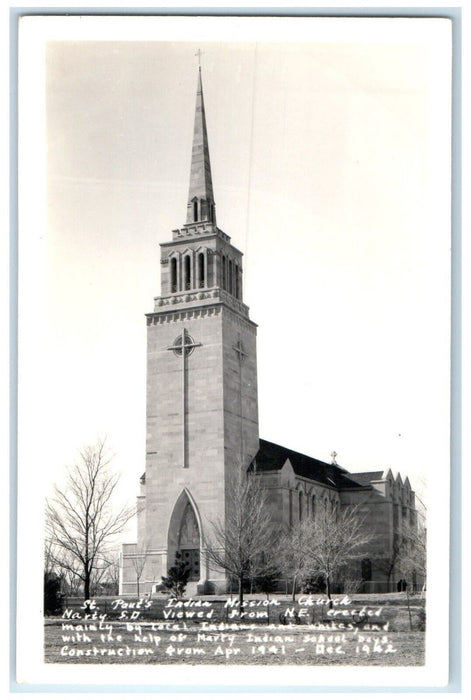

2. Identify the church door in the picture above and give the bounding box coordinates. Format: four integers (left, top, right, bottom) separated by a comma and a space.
177, 501, 200, 581
180, 549, 200, 581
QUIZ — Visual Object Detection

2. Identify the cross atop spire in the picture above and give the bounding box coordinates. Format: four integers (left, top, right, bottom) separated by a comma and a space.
186, 66, 216, 226
195, 48, 204, 69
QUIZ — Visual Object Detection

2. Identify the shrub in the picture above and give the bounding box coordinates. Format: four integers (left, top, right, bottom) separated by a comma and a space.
160, 551, 190, 599
302, 573, 326, 594
44, 572, 63, 615
254, 571, 279, 596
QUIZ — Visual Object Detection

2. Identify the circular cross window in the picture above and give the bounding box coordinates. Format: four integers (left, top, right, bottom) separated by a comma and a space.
171, 331, 196, 357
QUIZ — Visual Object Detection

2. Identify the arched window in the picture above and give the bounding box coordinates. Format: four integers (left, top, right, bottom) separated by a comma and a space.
311, 494, 316, 519
235, 264, 239, 299
193, 200, 198, 222
198, 253, 205, 288
222, 255, 226, 290
170, 257, 177, 293
210, 204, 215, 223
228, 260, 233, 294
299, 491, 303, 521
184, 255, 191, 290
289, 490, 293, 527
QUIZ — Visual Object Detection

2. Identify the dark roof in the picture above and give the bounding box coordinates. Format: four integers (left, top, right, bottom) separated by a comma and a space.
348, 471, 384, 486
250, 439, 369, 490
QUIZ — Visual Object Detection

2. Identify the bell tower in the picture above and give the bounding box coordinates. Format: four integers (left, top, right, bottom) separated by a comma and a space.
121, 67, 259, 594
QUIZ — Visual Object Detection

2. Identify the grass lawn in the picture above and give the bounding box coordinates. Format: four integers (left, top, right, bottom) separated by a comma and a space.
44, 620, 424, 665
44, 593, 425, 666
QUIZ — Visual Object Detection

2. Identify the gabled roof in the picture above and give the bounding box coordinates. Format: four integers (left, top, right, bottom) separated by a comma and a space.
348, 471, 384, 486
250, 439, 369, 490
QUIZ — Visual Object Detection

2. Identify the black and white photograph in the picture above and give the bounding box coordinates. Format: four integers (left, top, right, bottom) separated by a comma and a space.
17, 14, 452, 689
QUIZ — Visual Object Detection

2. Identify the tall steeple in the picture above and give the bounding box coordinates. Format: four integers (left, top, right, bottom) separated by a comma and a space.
120, 59, 259, 598
186, 67, 216, 226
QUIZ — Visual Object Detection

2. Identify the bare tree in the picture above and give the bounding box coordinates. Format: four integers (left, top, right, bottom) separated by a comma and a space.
373, 496, 427, 595
277, 524, 310, 602
45, 439, 135, 601
398, 515, 427, 594
129, 543, 148, 597
297, 500, 374, 604
62, 567, 82, 596
45, 542, 82, 595
103, 551, 121, 596
44, 537, 58, 577
90, 553, 116, 596
375, 534, 402, 592
204, 467, 276, 609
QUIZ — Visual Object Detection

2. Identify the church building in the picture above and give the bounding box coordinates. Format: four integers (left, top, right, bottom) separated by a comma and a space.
120, 68, 418, 596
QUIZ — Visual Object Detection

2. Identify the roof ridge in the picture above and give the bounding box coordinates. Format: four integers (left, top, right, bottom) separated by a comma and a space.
259, 437, 349, 471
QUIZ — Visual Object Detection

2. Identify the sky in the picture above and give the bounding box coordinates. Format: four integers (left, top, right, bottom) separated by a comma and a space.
19, 18, 451, 541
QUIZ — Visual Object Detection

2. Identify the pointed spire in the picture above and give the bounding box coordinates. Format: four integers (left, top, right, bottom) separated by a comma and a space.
186, 67, 216, 226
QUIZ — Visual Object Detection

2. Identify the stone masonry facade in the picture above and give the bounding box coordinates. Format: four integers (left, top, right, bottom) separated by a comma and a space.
120, 67, 420, 597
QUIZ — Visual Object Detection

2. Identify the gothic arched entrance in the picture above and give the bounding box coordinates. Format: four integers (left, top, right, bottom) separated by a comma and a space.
167, 490, 201, 582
